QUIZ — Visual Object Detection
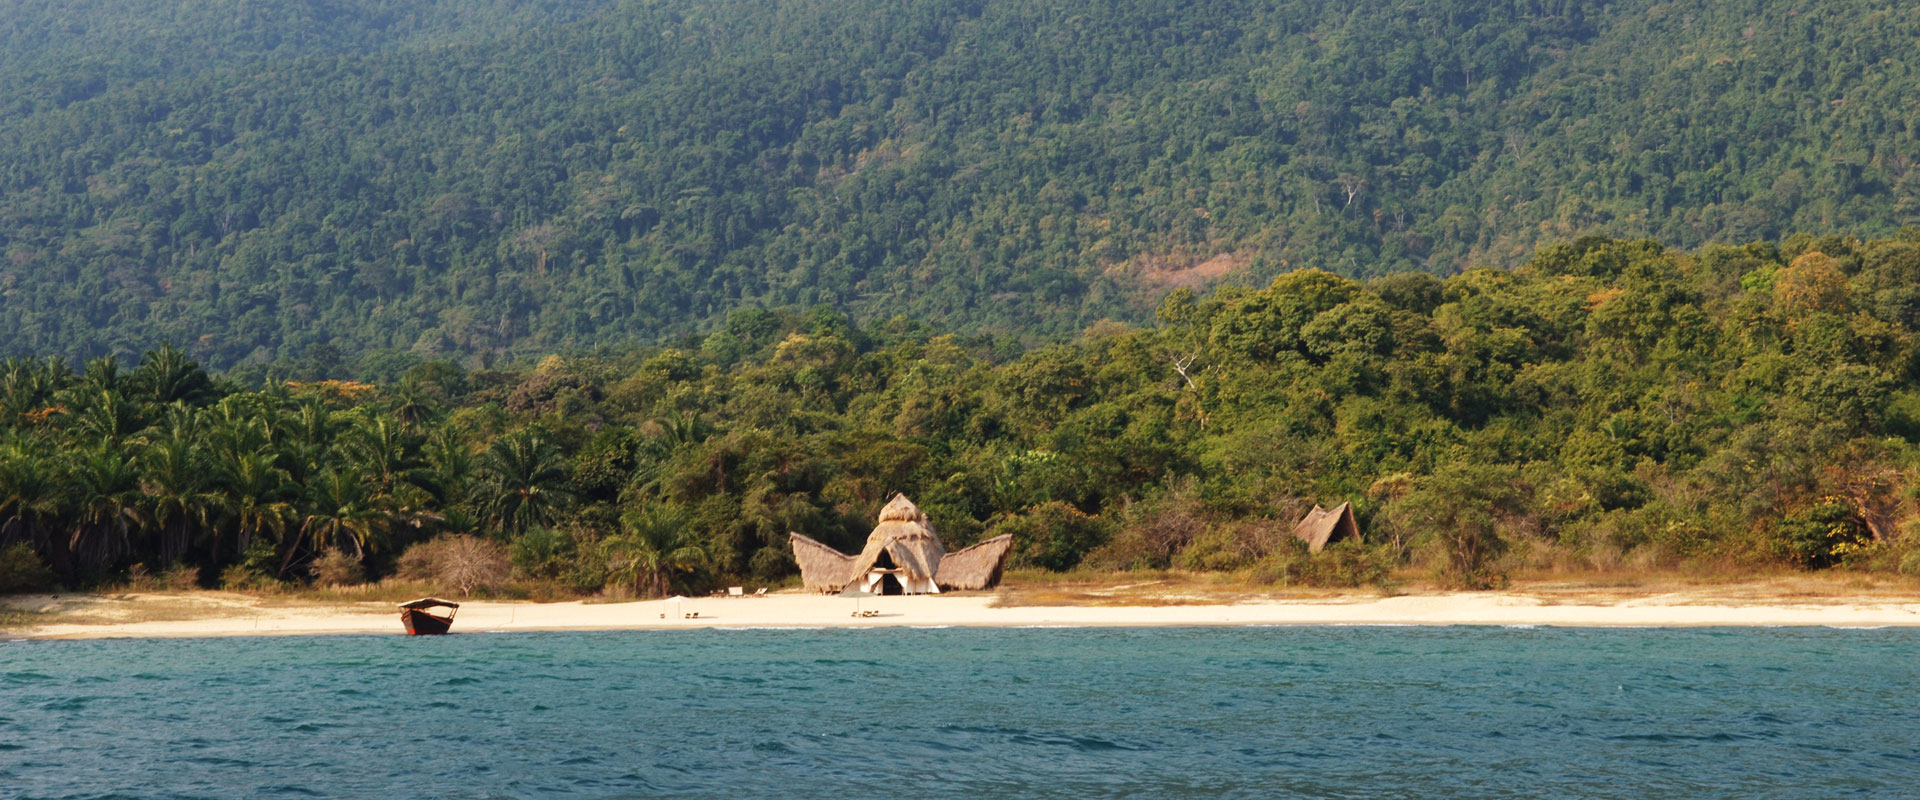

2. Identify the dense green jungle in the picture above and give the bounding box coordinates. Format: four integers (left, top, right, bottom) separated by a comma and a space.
6, 235, 1920, 595
3, 0, 1918, 367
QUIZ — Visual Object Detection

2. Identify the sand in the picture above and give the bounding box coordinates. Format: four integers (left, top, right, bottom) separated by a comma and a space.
8, 588, 1920, 639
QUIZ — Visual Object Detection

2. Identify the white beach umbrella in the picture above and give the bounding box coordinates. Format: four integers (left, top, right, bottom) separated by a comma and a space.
839, 587, 873, 616
664, 595, 689, 618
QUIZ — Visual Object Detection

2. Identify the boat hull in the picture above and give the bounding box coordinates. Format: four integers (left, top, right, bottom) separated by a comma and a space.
400, 608, 455, 635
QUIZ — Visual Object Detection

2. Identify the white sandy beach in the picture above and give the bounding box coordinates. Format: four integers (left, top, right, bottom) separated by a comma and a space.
9, 589, 1920, 639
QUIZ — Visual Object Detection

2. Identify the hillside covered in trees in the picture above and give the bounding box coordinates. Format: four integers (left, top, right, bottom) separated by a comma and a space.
2, 0, 1918, 368
6, 236, 1920, 595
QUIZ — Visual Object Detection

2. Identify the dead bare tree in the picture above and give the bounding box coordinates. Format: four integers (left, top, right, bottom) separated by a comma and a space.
1335, 174, 1364, 211
1505, 129, 1530, 161
1170, 352, 1201, 390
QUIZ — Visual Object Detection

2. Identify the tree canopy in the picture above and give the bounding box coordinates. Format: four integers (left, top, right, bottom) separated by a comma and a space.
2, 0, 1918, 366
7, 235, 1920, 593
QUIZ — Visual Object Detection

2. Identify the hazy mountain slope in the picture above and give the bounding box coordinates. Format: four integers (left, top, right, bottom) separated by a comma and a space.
1, 0, 1915, 368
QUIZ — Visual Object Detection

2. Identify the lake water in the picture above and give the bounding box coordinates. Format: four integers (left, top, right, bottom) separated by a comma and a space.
2, 626, 1916, 798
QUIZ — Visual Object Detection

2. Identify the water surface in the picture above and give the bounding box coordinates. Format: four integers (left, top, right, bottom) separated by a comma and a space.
3, 626, 1915, 798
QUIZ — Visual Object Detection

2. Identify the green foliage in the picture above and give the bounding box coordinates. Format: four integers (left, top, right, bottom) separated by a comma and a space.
1397, 464, 1517, 589
0, 543, 56, 593
1173, 520, 1282, 572
1777, 501, 1872, 570
999, 502, 1109, 572
1083, 482, 1208, 571
4, 234, 1920, 594
1838, 534, 1920, 579
4, 1, 1920, 366
603, 504, 709, 598
510, 527, 578, 582
1259, 539, 1395, 590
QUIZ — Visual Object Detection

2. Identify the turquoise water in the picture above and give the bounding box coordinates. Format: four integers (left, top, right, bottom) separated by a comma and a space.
2, 626, 1917, 798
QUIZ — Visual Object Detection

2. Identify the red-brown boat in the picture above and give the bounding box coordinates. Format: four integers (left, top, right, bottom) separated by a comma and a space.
398, 598, 460, 635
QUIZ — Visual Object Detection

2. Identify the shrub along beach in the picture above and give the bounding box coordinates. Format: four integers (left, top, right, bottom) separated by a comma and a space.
7, 236, 1920, 628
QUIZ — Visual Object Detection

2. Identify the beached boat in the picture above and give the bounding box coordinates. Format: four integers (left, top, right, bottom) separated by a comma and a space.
397, 598, 460, 635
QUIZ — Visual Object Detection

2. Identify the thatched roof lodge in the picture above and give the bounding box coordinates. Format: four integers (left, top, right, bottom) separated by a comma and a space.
1291, 501, 1360, 553
790, 494, 1015, 594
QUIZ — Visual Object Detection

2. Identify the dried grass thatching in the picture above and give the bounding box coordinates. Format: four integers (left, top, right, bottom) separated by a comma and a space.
935, 534, 1014, 590
844, 494, 945, 591
788, 493, 1015, 593
1291, 502, 1361, 553
790, 532, 856, 593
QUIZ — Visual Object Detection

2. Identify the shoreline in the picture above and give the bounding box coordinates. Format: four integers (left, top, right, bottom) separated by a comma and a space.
9, 588, 1920, 640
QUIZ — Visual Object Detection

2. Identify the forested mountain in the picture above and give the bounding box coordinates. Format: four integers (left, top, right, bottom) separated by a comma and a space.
6, 235, 1920, 594
2, 0, 1917, 368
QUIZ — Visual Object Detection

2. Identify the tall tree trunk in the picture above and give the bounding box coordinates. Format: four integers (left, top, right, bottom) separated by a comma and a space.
31, 521, 77, 586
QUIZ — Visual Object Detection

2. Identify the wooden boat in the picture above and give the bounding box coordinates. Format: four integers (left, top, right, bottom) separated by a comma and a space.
397, 597, 460, 635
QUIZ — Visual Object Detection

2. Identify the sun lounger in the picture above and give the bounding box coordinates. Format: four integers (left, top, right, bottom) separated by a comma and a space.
753, 588, 767, 597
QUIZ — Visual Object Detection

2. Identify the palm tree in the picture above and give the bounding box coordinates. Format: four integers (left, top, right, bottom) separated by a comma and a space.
475, 429, 574, 536
203, 396, 274, 461
626, 413, 708, 498
217, 450, 295, 557
78, 355, 123, 395
275, 397, 337, 484
0, 442, 70, 580
603, 504, 708, 598
129, 344, 214, 406
339, 412, 428, 498
386, 375, 443, 427
139, 435, 219, 567
421, 425, 474, 507
71, 390, 144, 444
151, 403, 205, 443
286, 468, 386, 578
0, 357, 73, 425
65, 444, 146, 572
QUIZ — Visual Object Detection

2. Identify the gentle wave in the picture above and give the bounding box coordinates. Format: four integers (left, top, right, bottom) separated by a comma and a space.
1, 627, 1916, 797
710, 626, 828, 631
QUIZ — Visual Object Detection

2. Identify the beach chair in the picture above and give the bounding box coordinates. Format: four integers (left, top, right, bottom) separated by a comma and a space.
753, 588, 768, 597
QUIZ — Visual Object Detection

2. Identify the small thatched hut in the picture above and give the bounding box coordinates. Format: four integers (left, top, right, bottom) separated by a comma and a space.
938, 534, 1015, 590
1291, 502, 1360, 553
789, 494, 1015, 594
790, 533, 858, 593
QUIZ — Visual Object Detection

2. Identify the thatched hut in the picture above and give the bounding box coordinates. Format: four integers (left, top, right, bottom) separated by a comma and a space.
845, 494, 946, 594
936, 534, 1015, 590
789, 533, 858, 593
789, 494, 1015, 594
1291, 502, 1360, 553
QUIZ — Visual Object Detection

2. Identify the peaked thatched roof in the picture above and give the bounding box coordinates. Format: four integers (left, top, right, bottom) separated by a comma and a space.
789, 532, 857, 593
788, 494, 1015, 593
844, 494, 945, 585
935, 534, 1014, 590
1291, 502, 1360, 553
